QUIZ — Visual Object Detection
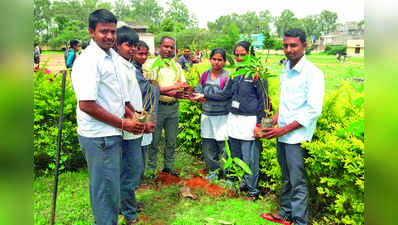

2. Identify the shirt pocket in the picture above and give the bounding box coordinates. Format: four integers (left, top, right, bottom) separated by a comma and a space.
285, 79, 308, 109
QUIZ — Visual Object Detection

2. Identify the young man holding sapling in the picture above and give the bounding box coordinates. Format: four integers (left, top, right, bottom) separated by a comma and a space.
114, 26, 155, 225
260, 28, 324, 225
71, 9, 144, 225
133, 40, 160, 180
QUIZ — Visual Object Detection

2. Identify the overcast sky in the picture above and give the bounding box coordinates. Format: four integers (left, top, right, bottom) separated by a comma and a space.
156, 0, 364, 28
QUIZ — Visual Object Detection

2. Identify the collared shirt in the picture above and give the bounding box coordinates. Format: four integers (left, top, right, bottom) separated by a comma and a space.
227, 113, 256, 141
133, 62, 160, 113
143, 57, 186, 102
278, 55, 324, 144
117, 56, 143, 140
71, 39, 127, 137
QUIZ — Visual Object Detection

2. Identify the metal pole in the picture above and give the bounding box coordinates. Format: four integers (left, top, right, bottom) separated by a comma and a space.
174, 14, 177, 57
50, 70, 67, 225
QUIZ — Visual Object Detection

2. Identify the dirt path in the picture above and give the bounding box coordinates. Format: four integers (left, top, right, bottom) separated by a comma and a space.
39, 54, 66, 74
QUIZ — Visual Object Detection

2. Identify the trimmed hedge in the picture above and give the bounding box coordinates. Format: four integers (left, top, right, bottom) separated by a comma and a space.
324, 45, 347, 55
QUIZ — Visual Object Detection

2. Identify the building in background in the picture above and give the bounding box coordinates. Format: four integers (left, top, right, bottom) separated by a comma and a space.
314, 21, 364, 56
118, 21, 155, 55
346, 39, 364, 56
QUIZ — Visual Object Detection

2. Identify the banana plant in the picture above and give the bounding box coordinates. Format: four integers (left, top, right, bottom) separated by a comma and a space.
222, 139, 252, 186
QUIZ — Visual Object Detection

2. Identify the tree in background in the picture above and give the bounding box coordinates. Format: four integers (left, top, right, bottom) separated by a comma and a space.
113, 0, 132, 21
130, 0, 163, 26
33, 0, 344, 52
301, 15, 321, 42
207, 10, 272, 35
274, 9, 302, 38
318, 10, 338, 35
262, 32, 276, 55
34, 0, 53, 44
164, 0, 197, 29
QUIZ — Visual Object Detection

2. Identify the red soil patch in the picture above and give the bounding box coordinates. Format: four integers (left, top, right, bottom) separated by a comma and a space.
153, 171, 182, 185
206, 183, 226, 196
184, 177, 208, 189
138, 215, 149, 223
152, 168, 236, 198
184, 176, 229, 197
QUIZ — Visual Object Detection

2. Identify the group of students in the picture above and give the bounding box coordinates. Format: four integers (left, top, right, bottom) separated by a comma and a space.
71, 8, 324, 225
192, 42, 268, 201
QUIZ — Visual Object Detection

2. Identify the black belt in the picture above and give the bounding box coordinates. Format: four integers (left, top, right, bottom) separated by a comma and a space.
159, 101, 177, 105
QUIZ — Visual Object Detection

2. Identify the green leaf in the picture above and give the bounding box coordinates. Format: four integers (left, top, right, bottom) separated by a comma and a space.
233, 158, 252, 175
224, 139, 231, 158
224, 157, 232, 170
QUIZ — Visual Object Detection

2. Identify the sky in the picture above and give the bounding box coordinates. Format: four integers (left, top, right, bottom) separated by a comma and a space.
156, 0, 364, 28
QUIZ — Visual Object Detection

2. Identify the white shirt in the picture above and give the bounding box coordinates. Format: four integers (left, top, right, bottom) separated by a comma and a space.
201, 114, 229, 141
71, 40, 127, 137
141, 133, 152, 146
227, 113, 257, 141
116, 56, 143, 140
278, 55, 324, 144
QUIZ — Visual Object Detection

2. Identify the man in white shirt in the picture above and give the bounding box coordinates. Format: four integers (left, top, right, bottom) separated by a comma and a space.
71, 9, 144, 225
260, 28, 324, 225
114, 26, 155, 225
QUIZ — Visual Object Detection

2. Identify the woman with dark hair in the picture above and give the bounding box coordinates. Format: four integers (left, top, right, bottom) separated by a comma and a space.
224, 41, 269, 200
193, 48, 230, 180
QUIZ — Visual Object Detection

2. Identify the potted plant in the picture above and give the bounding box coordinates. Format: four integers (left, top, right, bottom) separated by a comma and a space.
229, 49, 276, 130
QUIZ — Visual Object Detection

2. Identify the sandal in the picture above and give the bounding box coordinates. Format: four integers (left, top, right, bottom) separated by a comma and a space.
136, 202, 144, 213
246, 193, 259, 201
124, 218, 139, 225
260, 213, 292, 225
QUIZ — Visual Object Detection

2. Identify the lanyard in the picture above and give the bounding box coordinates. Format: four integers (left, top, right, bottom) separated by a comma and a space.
235, 75, 244, 96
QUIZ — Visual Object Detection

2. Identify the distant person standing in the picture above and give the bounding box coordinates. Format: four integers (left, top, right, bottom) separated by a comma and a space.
261, 28, 324, 225
177, 47, 199, 71
34, 44, 41, 68
65, 39, 79, 69
196, 51, 202, 62
336, 52, 341, 62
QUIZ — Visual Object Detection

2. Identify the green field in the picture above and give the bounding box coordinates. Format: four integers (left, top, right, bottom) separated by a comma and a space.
41, 50, 65, 55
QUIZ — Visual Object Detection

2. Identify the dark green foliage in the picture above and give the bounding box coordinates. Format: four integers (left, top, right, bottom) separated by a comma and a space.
176, 64, 204, 155
324, 45, 347, 55
177, 100, 202, 155
34, 68, 83, 175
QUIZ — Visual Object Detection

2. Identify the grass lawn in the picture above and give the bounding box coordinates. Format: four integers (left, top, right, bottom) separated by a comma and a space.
42, 50, 65, 55
34, 150, 276, 225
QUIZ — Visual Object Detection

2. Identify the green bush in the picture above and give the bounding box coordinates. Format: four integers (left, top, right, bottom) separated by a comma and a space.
177, 64, 205, 155
34, 68, 83, 175
258, 82, 364, 224
324, 45, 347, 55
